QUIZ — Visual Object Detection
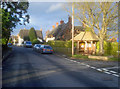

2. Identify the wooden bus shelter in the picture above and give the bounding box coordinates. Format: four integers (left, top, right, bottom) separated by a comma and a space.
74, 31, 99, 54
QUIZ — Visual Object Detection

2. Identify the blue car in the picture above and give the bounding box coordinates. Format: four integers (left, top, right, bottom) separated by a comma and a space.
24, 41, 32, 48
40, 45, 53, 54
7, 43, 12, 48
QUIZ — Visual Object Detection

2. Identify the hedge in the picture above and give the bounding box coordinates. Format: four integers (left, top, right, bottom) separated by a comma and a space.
47, 40, 119, 57
96, 41, 118, 56
46, 40, 77, 48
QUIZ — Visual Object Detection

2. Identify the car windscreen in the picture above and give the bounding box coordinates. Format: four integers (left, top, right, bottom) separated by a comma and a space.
44, 46, 52, 49
36, 45, 41, 47
26, 42, 32, 44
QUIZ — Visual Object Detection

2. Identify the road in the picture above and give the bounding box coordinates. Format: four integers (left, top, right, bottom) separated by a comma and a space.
2, 46, 119, 88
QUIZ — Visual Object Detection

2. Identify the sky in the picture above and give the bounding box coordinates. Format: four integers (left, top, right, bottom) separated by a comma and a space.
12, 2, 78, 38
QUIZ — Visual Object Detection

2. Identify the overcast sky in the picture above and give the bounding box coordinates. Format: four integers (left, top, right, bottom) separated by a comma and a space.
12, 2, 76, 38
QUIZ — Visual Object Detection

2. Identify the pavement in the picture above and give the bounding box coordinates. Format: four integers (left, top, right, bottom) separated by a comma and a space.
2, 46, 120, 88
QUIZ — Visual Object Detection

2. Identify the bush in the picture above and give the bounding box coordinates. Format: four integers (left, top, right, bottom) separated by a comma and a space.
46, 40, 73, 48
32, 39, 41, 45
96, 41, 118, 56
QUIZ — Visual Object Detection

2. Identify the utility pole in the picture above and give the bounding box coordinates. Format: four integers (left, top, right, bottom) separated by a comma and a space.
72, 2, 74, 56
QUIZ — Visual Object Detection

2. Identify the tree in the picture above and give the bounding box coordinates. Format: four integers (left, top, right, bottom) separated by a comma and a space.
1, 0, 29, 49
29, 27, 37, 42
8, 38, 13, 44
24, 36, 30, 41
65, 2, 118, 55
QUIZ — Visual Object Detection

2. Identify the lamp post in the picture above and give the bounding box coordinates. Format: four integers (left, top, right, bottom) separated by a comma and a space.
72, 2, 74, 56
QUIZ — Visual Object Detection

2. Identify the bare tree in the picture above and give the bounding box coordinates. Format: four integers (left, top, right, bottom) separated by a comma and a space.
65, 2, 118, 55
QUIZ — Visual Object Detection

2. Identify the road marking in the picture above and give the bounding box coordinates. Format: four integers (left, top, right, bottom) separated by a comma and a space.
90, 67, 96, 69
77, 62, 81, 64
70, 60, 74, 62
112, 74, 119, 77
102, 68, 109, 71
62, 54, 119, 78
65, 58, 68, 60
104, 72, 111, 75
85, 65, 90, 67
81, 63, 86, 65
62, 55, 66, 57
102, 66, 120, 70
97, 69, 102, 72
73, 61, 77, 63
109, 71, 117, 74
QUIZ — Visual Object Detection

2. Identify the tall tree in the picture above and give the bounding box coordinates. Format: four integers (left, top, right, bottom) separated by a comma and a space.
29, 27, 37, 42
66, 2, 118, 55
1, 0, 30, 48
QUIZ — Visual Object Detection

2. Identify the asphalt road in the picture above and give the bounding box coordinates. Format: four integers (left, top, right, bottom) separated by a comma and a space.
2, 46, 119, 88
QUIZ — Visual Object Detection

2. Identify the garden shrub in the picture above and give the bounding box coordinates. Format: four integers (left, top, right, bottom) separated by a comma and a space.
96, 41, 118, 56
32, 39, 41, 45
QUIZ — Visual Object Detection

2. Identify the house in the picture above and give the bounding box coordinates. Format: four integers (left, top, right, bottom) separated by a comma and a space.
10, 35, 18, 45
45, 16, 84, 42
17, 28, 43, 46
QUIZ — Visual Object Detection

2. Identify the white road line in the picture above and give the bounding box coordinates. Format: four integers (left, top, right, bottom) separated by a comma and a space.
104, 72, 111, 75
90, 67, 96, 69
102, 66, 120, 70
77, 62, 81, 63
97, 69, 102, 72
102, 68, 109, 71
86, 65, 90, 67
70, 60, 74, 62
73, 61, 76, 62
62, 55, 66, 57
109, 71, 117, 74
112, 74, 119, 77
65, 58, 68, 60
81, 63, 86, 65
63, 57, 119, 77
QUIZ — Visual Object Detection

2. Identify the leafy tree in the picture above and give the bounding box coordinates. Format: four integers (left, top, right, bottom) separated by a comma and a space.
8, 38, 13, 44
29, 27, 37, 42
1, 0, 29, 49
66, 2, 118, 55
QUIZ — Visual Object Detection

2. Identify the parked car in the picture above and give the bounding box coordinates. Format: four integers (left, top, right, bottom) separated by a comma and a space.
40, 45, 53, 54
24, 41, 32, 48
33, 44, 41, 52
7, 43, 12, 48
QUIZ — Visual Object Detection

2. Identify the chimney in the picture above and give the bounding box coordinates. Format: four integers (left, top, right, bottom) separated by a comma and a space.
68, 15, 72, 23
60, 20, 64, 25
52, 25, 55, 29
40, 28, 42, 31
56, 22, 59, 27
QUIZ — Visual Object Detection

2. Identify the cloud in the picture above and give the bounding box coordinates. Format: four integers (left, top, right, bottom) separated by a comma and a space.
46, 3, 63, 13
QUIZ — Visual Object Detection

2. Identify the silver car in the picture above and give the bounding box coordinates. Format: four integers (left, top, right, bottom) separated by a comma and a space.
33, 44, 41, 52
